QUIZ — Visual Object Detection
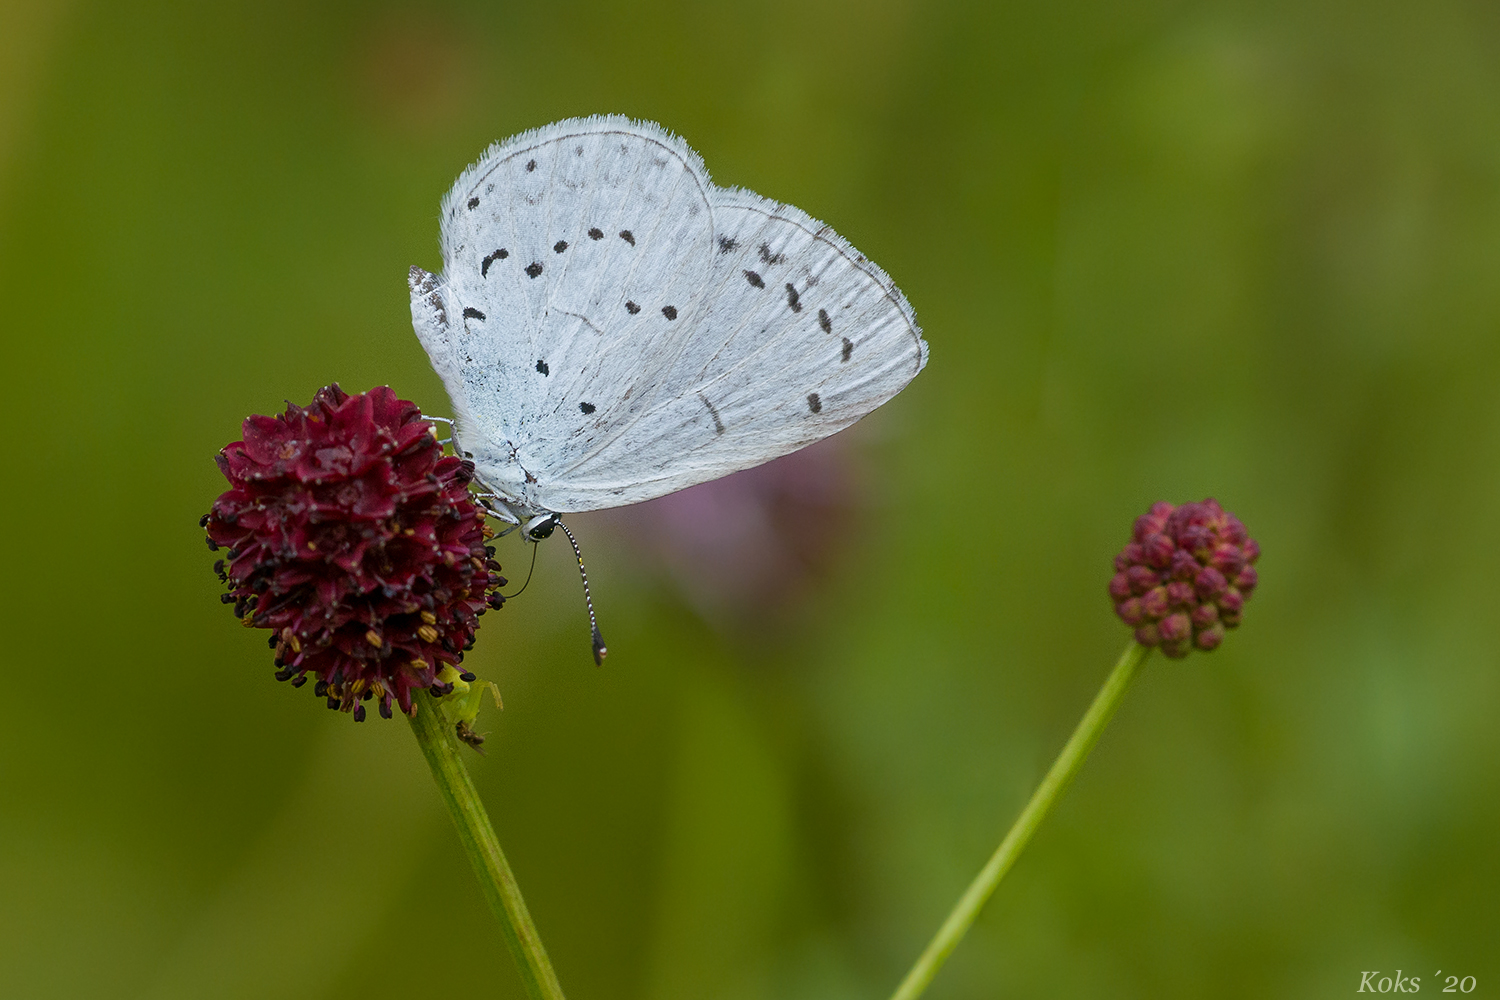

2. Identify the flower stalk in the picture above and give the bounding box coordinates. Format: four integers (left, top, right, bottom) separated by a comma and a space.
889, 641, 1152, 1000
407, 693, 566, 1000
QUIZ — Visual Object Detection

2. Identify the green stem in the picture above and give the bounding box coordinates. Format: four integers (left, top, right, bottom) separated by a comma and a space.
408, 693, 566, 1000
889, 641, 1152, 1000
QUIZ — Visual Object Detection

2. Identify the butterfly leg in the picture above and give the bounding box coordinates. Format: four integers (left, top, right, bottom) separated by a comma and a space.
424, 414, 455, 446
473, 492, 522, 527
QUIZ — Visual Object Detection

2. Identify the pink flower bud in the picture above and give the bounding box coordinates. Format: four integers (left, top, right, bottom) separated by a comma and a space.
1165, 580, 1195, 608
1178, 524, 1214, 555
1194, 623, 1226, 650
1221, 515, 1248, 546
1195, 566, 1228, 600
1126, 565, 1160, 594
1169, 549, 1200, 580
1159, 613, 1191, 643
1142, 532, 1175, 569
1133, 502, 1174, 542
1209, 544, 1245, 577
1110, 498, 1259, 656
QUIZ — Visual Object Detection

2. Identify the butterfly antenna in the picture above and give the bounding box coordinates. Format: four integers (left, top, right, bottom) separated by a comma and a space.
555, 519, 607, 665
500, 543, 540, 600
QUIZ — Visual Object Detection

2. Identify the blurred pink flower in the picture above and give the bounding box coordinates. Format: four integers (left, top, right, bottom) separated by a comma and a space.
594, 435, 861, 626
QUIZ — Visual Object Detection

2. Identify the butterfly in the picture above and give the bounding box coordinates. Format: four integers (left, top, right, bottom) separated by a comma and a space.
408, 116, 927, 657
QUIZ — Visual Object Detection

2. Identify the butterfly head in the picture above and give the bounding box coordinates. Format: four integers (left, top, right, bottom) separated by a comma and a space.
522, 514, 560, 543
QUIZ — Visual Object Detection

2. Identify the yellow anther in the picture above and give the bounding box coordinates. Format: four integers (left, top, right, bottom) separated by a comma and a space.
417, 624, 439, 644
420, 611, 437, 625
365, 629, 383, 648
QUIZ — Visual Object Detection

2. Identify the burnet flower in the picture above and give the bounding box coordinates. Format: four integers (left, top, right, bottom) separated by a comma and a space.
203, 385, 504, 720
1108, 498, 1260, 658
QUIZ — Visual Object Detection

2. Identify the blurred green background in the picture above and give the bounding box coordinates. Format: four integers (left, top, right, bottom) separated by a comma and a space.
3, 0, 1498, 997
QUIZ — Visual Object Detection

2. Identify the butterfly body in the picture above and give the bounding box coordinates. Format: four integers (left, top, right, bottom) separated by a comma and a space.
409, 116, 926, 524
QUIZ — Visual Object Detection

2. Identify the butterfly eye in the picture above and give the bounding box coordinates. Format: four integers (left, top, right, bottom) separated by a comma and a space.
523, 515, 558, 542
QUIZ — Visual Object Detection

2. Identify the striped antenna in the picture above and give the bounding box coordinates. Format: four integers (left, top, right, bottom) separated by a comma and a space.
554, 519, 607, 665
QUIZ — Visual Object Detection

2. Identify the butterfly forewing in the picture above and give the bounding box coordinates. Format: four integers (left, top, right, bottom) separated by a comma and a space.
424, 121, 717, 506
411, 116, 926, 515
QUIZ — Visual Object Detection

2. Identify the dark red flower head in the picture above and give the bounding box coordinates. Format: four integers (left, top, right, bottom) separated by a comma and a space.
203, 385, 504, 720
1108, 498, 1259, 659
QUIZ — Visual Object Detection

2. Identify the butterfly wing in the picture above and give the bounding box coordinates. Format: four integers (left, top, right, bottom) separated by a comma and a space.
410, 116, 718, 509
529, 185, 927, 511
411, 117, 927, 515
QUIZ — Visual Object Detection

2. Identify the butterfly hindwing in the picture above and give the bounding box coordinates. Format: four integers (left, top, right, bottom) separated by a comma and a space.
536, 185, 925, 510
411, 116, 926, 515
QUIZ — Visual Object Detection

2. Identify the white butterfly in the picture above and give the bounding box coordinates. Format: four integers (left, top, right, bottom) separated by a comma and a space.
409, 116, 927, 655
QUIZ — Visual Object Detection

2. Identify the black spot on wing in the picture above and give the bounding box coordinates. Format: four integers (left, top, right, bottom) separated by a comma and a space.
807, 393, 822, 414
619, 230, 635, 245
554, 240, 568, 253
760, 243, 786, 265
744, 270, 764, 288
841, 337, 853, 362
625, 300, 641, 314
536, 359, 549, 376
481, 248, 508, 277
698, 393, 725, 434
580, 402, 596, 415
818, 308, 831, 333
662, 305, 677, 320
785, 284, 802, 313
588, 227, 604, 240
718, 236, 739, 253
526, 159, 536, 172
525, 261, 543, 279
467, 197, 479, 210
462, 307, 485, 320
